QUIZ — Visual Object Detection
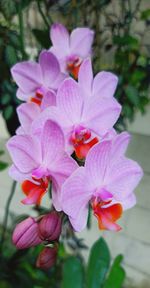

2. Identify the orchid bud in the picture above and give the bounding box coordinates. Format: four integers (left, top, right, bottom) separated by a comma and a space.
12, 217, 42, 249
36, 246, 57, 269
38, 212, 61, 242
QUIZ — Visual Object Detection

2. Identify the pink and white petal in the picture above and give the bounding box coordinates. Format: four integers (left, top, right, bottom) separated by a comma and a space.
11, 62, 42, 93
41, 120, 65, 166
78, 58, 93, 99
106, 157, 143, 200
93, 71, 118, 99
110, 132, 131, 161
17, 102, 40, 133
85, 141, 111, 188
82, 97, 121, 136
49, 152, 78, 184
69, 207, 89, 232
70, 28, 94, 57
31, 106, 68, 136
50, 23, 70, 55
61, 167, 92, 219
16, 89, 30, 101
52, 72, 67, 90
41, 90, 56, 110
121, 193, 136, 210
57, 78, 83, 124
9, 165, 31, 182
7, 135, 41, 173
16, 126, 24, 135
51, 180, 62, 211
39, 51, 60, 88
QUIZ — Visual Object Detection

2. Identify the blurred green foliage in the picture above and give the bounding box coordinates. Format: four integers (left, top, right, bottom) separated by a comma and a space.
0, 0, 149, 134
0, 232, 126, 288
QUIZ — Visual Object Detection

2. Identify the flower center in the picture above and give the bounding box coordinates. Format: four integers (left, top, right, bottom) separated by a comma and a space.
30, 88, 44, 106
67, 56, 82, 79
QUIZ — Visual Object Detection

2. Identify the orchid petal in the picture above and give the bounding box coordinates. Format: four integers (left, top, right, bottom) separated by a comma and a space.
106, 157, 143, 200
85, 141, 111, 188
82, 97, 121, 136
70, 28, 94, 57
41, 120, 65, 166
39, 51, 60, 88
17, 103, 40, 133
93, 71, 118, 99
11, 61, 42, 93
7, 135, 41, 173
78, 58, 93, 99
57, 78, 83, 124
50, 23, 69, 55
61, 167, 91, 219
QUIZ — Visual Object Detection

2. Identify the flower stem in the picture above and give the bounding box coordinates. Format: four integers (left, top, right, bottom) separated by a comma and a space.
37, 0, 51, 28
0, 181, 17, 249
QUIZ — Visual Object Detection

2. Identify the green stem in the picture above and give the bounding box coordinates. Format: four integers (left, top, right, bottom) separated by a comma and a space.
0, 181, 17, 249
37, 0, 51, 28
17, 2, 26, 60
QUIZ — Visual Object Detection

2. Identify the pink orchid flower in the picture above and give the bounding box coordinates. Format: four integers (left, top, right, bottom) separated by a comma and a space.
11, 50, 66, 102
7, 120, 78, 209
16, 89, 56, 135
49, 23, 94, 78
31, 63, 121, 158
61, 132, 143, 232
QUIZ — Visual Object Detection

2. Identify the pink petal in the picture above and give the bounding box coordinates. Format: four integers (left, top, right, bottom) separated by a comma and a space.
121, 193, 136, 210
41, 120, 65, 166
39, 51, 60, 88
69, 207, 89, 232
85, 141, 111, 189
9, 165, 31, 182
93, 71, 118, 99
50, 152, 78, 187
78, 58, 93, 99
31, 106, 68, 136
70, 28, 94, 57
16, 88, 31, 101
110, 132, 131, 161
17, 103, 40, 133
61, 167, 91, 219
41, 90, 56, 110
57, 78, 83, 124
50, 23, 69, 56
82, 97, 121, 136
106, 157, 143, 201
7, 135, 41, 173
11, 61, 42, 93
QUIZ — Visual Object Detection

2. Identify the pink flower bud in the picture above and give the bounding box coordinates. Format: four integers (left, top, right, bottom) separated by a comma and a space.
12, 217, 42, 249
38, 212, 61, 242
36, 246, 57, 269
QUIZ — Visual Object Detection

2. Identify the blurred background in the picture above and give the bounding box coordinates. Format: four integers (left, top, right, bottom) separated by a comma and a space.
0, 0, 150, 287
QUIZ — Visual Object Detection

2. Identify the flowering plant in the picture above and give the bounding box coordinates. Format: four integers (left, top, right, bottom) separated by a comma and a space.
6, 23, 143, 273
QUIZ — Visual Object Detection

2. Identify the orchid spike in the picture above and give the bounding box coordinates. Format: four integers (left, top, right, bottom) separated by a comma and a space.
61, 132, 143, 232
49, 23, 94, 78
11, 50, 66, 102
7, 120, 78, 208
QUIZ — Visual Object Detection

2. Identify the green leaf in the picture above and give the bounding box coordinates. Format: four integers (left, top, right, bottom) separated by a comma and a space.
0, 161, 8, 171
3, 105, 13, 120
103, 255, 126, 288
141, 9, 150, 20
87, 237, 110, 288
125, 85, 139, 106
1, 94, 11, 105
5, 45, 18, 67
62, 256, 83, 288
32, 29, 51, 49
113, 35, 139, 50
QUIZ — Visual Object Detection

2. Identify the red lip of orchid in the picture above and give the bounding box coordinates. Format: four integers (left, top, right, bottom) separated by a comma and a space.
70, 126, 99, 159
21, 178, 49, 206
92, 197, 123, 232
